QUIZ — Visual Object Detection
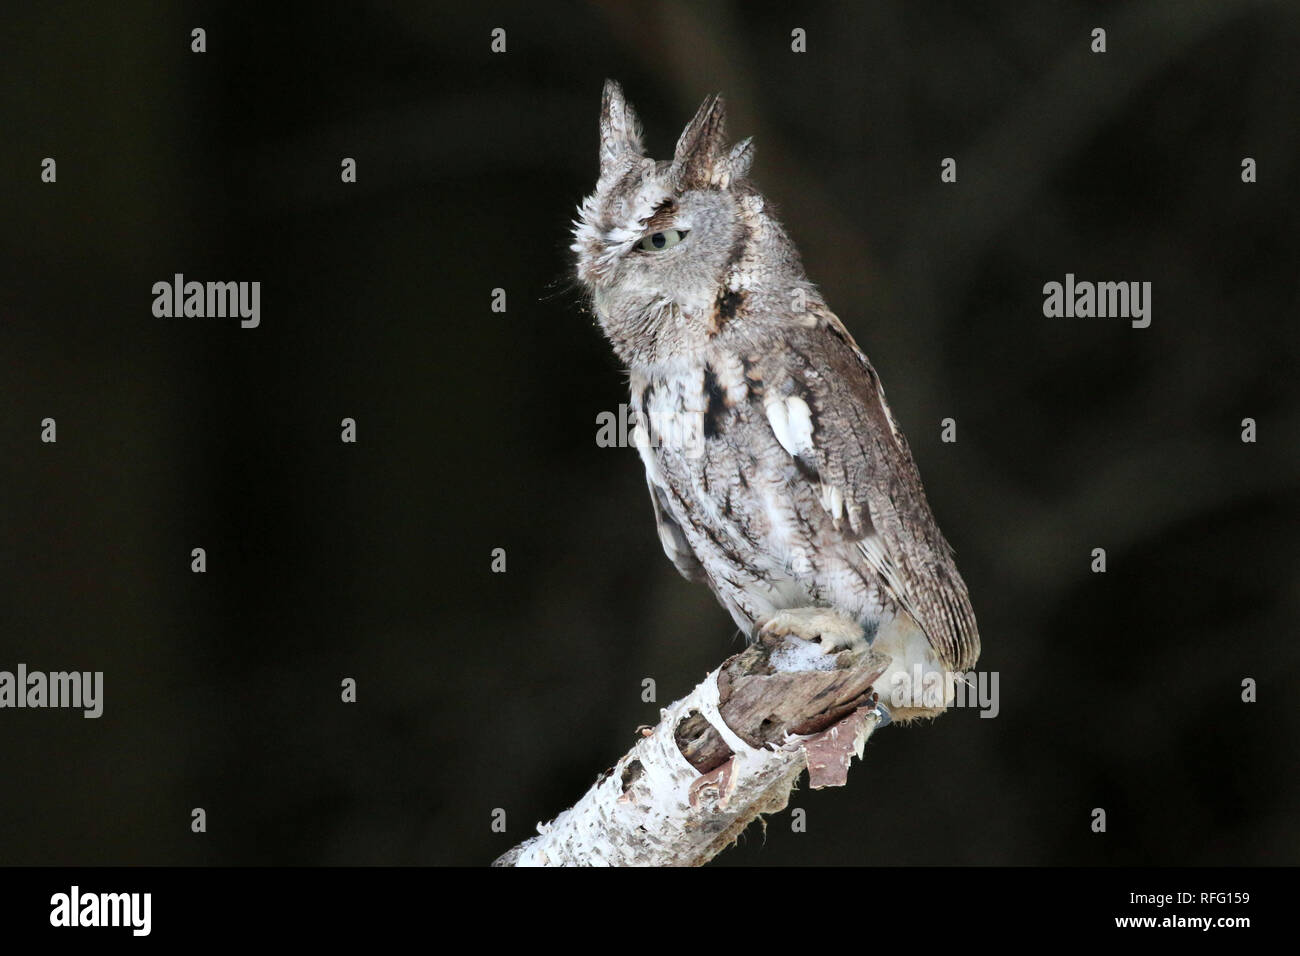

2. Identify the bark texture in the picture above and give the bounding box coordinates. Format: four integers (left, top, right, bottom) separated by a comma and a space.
494, 634, 891, 867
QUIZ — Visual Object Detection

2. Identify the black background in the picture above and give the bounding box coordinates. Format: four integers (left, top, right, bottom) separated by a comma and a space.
1, 1, 1297, 867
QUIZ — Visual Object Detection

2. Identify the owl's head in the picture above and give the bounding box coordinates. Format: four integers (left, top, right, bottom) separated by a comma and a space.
572, 81, 805, 364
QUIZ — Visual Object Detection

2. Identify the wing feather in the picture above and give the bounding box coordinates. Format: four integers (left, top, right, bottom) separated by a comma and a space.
646, 477, 706, 582
762, 313, 980, 671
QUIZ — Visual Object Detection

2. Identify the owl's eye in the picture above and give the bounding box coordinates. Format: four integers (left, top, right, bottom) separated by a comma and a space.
637, 229, 688, 252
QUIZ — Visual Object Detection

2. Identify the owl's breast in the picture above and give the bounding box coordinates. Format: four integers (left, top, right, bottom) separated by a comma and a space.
629, 354, 880, 630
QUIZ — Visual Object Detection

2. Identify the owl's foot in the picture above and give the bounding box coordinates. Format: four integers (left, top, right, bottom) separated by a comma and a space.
758, 606, 866, 654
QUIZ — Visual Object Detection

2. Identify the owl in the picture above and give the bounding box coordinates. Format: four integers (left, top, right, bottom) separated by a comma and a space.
572, 82, 979, 720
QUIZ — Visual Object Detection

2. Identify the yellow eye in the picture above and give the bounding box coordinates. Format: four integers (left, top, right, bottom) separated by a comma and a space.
638, 229, 687, 252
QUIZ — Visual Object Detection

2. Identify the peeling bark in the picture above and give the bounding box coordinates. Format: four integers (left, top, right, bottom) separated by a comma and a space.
494, 634, 891, 867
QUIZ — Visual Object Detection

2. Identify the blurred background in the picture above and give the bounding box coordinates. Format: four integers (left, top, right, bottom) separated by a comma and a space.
1, 0, 1297, 866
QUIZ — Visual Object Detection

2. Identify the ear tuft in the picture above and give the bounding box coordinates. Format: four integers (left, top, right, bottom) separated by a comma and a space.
726, 137, 755, 182
672, 93, 728, 189
598, 80, 645, 183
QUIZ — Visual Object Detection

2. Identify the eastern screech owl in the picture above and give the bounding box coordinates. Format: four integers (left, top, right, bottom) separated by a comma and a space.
573, 82, 979, 720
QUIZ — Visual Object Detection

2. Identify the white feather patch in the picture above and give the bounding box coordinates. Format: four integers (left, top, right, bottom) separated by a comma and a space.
765, 395, 815, 459
784, 396, 814, 454
820, 483, 844, 521
765, 399, 794, 456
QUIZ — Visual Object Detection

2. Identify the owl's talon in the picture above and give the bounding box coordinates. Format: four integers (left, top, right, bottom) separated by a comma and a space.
870, 699, 893, 729
758, 607, 867, 654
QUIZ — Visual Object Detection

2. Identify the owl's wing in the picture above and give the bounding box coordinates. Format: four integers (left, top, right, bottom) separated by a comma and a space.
646, 476, 706, 582
762, 315, 980, 672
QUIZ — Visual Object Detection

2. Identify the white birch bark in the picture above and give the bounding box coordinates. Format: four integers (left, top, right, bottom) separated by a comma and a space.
494, 638, 891, 867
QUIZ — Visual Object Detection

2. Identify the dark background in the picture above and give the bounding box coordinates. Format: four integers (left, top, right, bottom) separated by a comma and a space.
1, 0, 1297, 866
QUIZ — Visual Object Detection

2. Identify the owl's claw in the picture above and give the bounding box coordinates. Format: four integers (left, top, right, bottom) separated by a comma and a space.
758, 607, 867, 654
870, 699, 893, 729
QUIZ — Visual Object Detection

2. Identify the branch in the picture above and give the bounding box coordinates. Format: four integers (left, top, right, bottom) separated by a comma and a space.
494, 635, 892, 867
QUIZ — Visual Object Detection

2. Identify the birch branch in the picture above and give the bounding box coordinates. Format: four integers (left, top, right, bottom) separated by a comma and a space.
494, 634, 892, 867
